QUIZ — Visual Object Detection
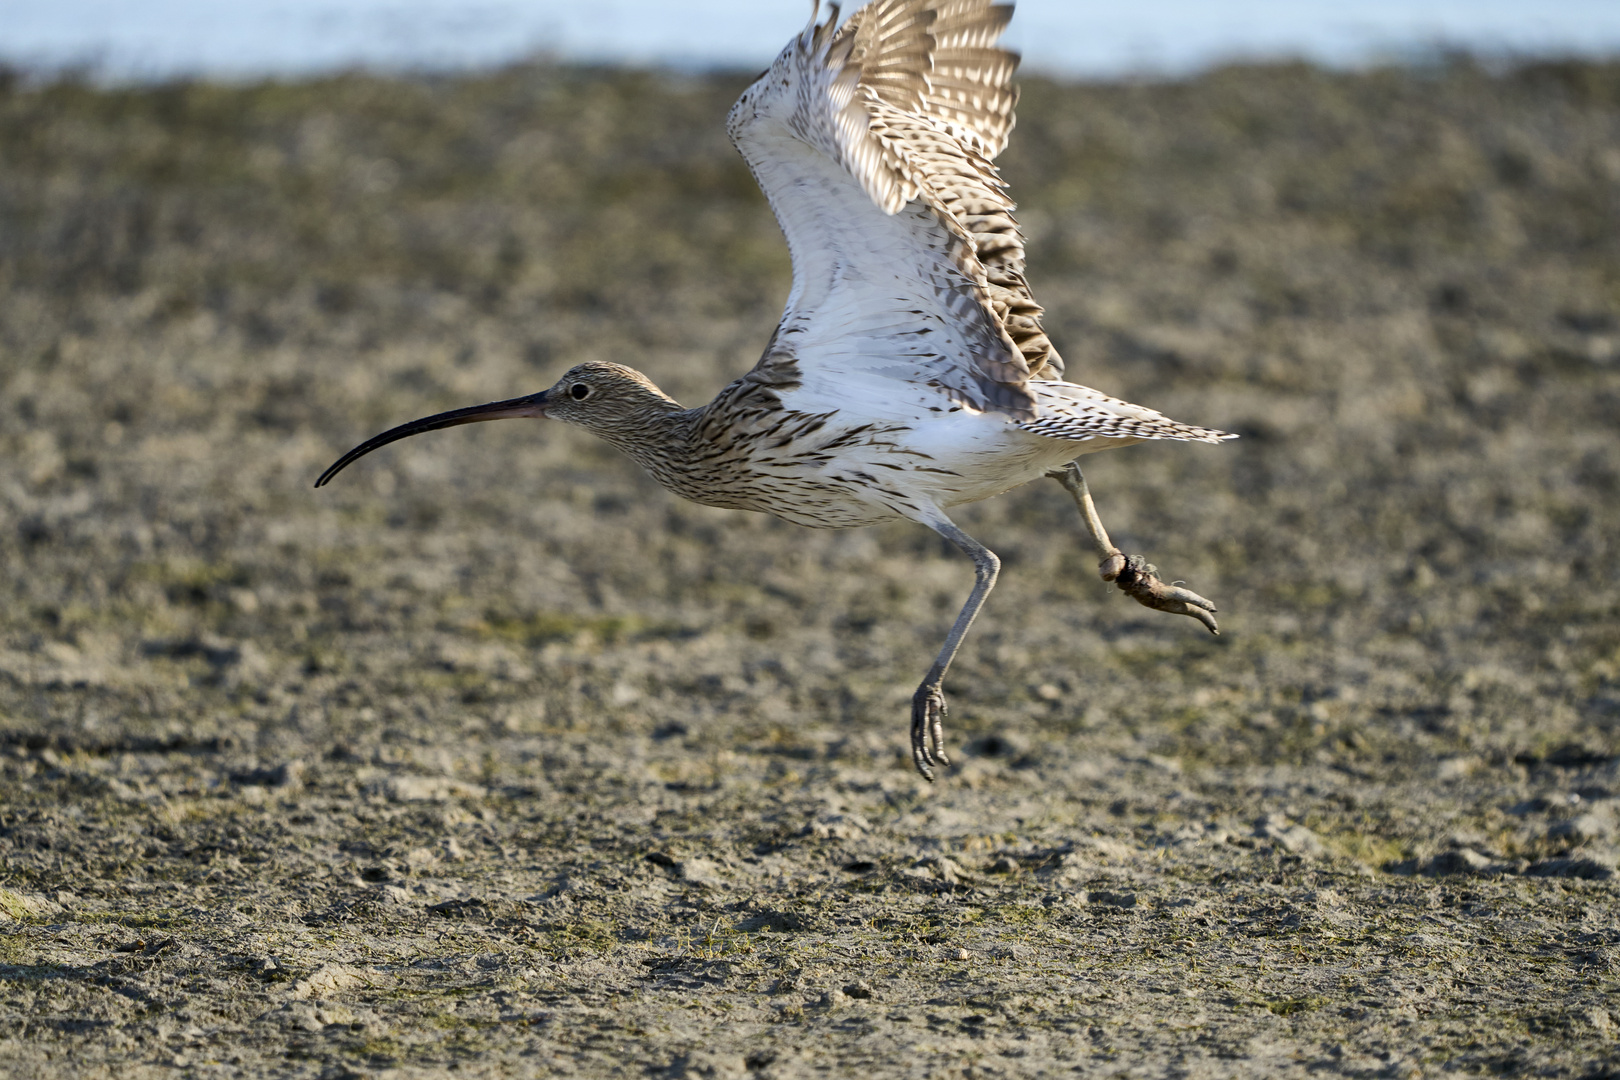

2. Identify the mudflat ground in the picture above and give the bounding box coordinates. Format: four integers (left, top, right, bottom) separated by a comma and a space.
1, 54, 1619, 1079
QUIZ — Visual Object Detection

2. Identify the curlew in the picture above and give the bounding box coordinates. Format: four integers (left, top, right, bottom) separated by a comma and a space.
317, 0, 1235, 780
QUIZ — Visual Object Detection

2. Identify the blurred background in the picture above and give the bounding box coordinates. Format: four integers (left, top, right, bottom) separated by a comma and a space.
2, 6, 1618, 1069
7, 0, 1620, 80
0, 0, 1616, 809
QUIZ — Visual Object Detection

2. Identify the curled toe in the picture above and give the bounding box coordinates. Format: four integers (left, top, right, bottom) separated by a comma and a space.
1113, 555, 1222, 635
910, 684, 951, 780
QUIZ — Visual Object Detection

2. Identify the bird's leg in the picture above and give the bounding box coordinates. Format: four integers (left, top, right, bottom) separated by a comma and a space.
911, 516, 1001, 781
1046, 462, 1220, 635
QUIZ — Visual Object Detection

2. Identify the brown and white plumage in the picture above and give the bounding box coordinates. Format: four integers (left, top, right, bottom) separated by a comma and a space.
318, 1, 1235, 780
728, 0, 1041, 420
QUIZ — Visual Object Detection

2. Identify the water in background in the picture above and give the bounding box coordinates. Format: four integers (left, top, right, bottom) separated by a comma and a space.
4, 0, 1619, 81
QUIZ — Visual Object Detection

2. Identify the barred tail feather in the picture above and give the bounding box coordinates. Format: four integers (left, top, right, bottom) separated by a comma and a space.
1016, 382, 1237, 444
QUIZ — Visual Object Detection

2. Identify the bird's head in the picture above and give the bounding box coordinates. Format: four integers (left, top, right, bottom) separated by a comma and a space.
315, 361, 684, 488
538, 361, 683, 432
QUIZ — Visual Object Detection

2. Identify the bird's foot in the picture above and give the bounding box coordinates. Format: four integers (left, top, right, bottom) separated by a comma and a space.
1101, 553, 1221, 635
910, 683, 951, 781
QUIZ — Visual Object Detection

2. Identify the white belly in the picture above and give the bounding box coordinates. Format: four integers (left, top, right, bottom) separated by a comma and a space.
728, 407, 1134, 529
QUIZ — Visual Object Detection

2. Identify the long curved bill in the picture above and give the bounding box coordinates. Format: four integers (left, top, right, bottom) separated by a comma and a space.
315, 391, 549, 488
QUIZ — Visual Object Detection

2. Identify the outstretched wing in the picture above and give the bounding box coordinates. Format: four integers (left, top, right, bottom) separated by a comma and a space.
726, 0, 1060, 424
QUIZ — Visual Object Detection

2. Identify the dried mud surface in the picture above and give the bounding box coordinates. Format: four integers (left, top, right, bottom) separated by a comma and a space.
2, 57, 1620, 1078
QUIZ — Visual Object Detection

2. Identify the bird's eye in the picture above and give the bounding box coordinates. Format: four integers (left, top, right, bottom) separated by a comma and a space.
570, 383, 591, 401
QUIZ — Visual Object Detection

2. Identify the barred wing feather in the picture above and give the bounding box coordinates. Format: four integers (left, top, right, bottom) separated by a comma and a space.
727, 0, 1061, 424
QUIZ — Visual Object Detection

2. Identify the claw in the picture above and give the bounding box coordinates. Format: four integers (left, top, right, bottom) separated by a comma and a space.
1113, 555, 1221, 635
910, 683, 951, 781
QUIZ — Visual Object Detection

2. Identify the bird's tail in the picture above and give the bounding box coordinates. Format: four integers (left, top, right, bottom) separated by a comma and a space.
1015, 381, 1236, 444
